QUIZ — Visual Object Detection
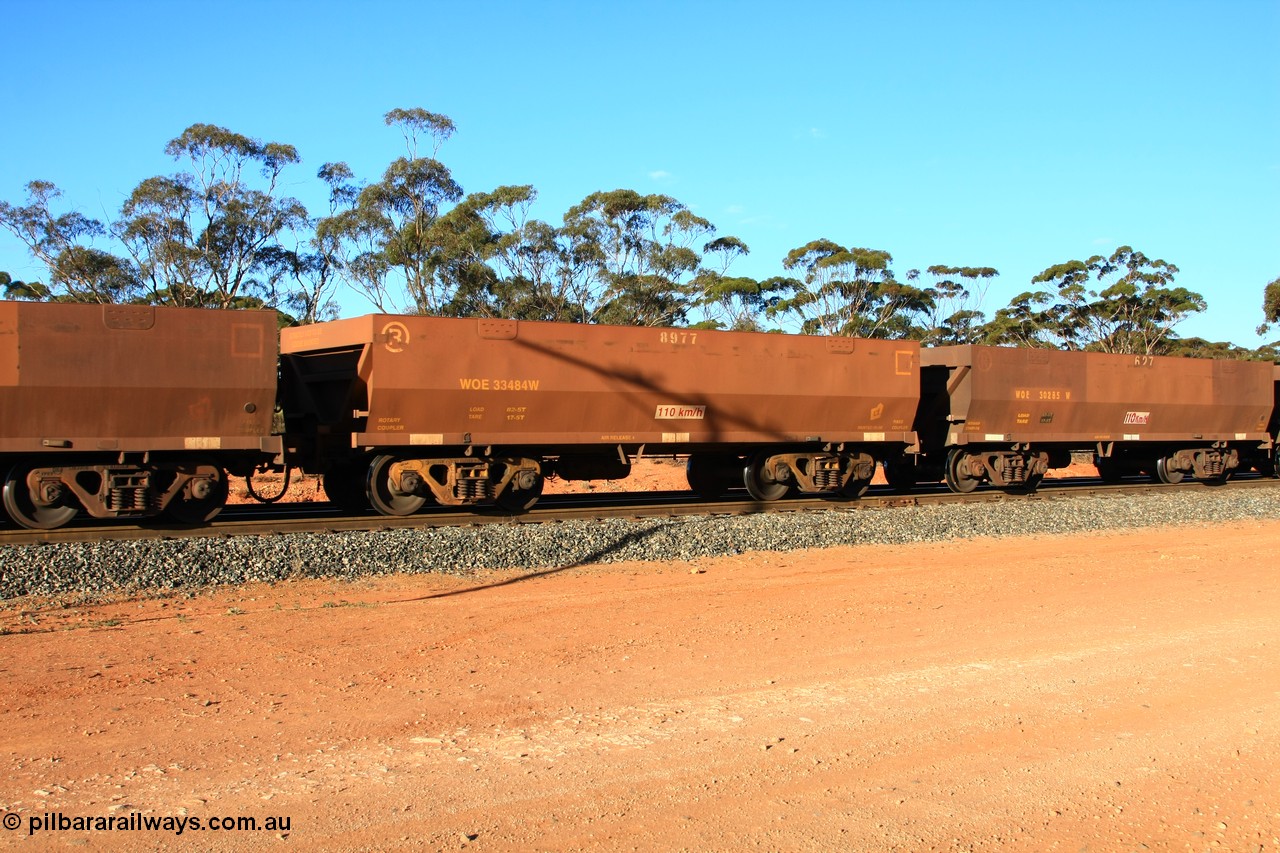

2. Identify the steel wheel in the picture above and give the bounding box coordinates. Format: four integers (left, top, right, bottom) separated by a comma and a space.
495, 473, 544, 512
743, 455, 789, 502
1155, 456, 1184, 485
840, 459, 875, 498
944, 449, 980, 494
2, 462, 79, 530
164, 462, 229, 524
366, 455, 427, 516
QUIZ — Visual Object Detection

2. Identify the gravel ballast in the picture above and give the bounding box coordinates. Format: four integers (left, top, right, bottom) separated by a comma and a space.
2, 487, 1278, 602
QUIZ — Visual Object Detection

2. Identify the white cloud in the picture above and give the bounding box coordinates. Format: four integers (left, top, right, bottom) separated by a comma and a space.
791, 127, 827, 141
648, 170, 672, 181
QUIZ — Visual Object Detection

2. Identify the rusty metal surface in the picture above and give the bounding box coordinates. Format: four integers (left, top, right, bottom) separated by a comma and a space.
921, 345, 1275, 446
0, 302, 278, 454
281, 316, 921, 453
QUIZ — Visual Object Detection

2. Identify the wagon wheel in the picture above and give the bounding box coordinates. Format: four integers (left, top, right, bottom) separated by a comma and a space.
743, 454, 790, 502
495, 473, 544, 512
323, 462, 371, 513
366, 455, 427, 517
1154, 456, 1185, 485
2, 461, 80, 530
840, 459, 876, 499
165, 462, 229, 524
944, 449, 980, 494
686, 454, 735, 500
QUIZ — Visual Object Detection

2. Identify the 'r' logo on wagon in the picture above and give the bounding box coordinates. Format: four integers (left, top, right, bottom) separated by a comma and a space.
381, 321, 411, 353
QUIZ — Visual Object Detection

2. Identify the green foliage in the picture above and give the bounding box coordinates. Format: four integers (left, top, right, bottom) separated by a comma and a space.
986, 246, 1205, 355
1163, 336, 1274, 360
561, 189, 723, 327
690, 237, 788, 332
1259, 275, 1280, 335
0, 181, 141, 302
456, 186, 593, 323
765, 240, 931, 338
125, 124, 310, 309
0, 125, 309, 310
982, 289, 1059, 348
913, 265, 997, 345
0, 110, 1264, 353
1, 271, 50, 300
316, 108, 464, 313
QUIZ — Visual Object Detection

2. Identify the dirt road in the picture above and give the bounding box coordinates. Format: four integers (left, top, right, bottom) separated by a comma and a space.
3, 521, 1279, 851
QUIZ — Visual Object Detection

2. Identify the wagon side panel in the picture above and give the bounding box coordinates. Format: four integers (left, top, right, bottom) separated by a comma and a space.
0, 302, 278, 454
285, 316, 921, 453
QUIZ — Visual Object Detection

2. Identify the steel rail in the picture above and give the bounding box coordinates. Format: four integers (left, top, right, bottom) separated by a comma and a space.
2, 475, 1277, 547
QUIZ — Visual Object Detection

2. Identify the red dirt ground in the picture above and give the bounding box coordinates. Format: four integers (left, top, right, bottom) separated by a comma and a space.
2, 516, 1278, 850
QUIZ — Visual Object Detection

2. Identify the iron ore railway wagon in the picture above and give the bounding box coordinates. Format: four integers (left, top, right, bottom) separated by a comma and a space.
898, 345, 1277, 493
0, 300, 1277, 531
0, 301, 280, 529
278, 315, 922, 514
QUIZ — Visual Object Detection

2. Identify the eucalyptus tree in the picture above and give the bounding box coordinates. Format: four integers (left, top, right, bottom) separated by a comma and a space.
1165, 337, 1265, 360
561, 189, 717, 327
688, 236, 790, 331
913, 264, 998, 345
0, 181, 140, 302
765, 239, 931, 338
116, 124, 308, 309
0, 271, 50, 300
315, 108, 464, 313
452, 185, 598, 323
981, 289, 1061, 348
1026, 246, 1204, 354
1260, 275, 1280, 335
256, 162, 360, 324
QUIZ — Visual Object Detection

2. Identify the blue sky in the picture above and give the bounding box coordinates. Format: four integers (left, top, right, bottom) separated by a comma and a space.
2, 0, 1276, 345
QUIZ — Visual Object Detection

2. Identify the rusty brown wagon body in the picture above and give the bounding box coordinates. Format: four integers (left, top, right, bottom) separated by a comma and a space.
280, 315, 921, 514
0, 301, 281, 528
915, 345, 1275, 492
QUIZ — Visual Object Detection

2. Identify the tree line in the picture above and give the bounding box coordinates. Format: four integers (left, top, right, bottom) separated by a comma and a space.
2, 107, 1277, 359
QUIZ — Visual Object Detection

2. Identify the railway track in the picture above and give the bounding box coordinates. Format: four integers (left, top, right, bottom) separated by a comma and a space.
3, 475, 1277, 547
